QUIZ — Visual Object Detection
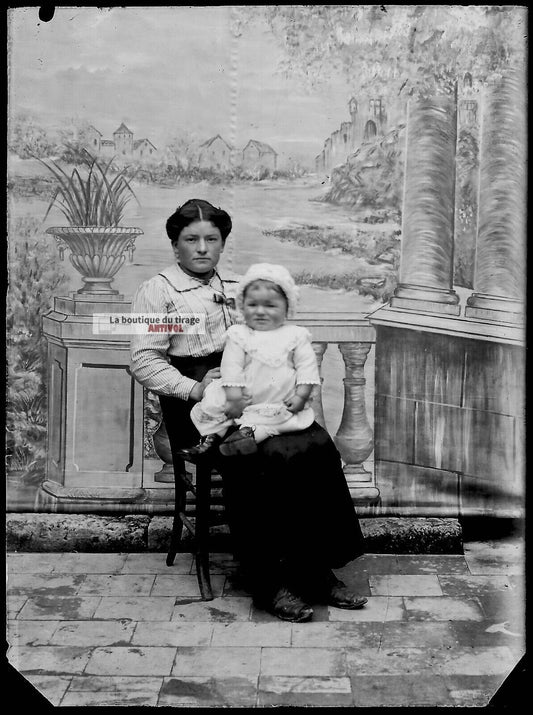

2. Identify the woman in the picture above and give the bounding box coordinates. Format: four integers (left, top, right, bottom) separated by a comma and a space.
130, 199, 366, 622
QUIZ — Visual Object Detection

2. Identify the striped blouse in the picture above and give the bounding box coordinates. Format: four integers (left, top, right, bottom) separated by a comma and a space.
129, 263, 241, 399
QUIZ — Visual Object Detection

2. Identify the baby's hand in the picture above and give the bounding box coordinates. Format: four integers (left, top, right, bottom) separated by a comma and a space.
284, 394, 306, 413
224, 398, 245, 419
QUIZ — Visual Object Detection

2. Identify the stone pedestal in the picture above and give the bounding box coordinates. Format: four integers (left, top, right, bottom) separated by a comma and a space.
466, 71, 526, 324
391, 95, 460, 315
39, 293, 145, 510
370, 305, 525, 518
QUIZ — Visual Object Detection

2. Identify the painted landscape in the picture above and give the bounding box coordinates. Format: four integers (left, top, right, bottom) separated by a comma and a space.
7, 6, 526, 500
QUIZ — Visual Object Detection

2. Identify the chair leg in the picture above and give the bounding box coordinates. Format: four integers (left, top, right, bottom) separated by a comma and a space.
166, 475, 186, 567
194, 460, 214, 600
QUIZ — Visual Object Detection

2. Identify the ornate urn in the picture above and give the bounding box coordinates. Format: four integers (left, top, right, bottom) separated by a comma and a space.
39, 149, 143, 295
46, 225, 143, 294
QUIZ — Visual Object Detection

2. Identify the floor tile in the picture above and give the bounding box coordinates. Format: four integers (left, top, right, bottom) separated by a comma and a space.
22, 674, 73, 707
258, 675, 352, 707
50, 619, 136, 646
171, 596, 252, 622
327, 596, 405, 622
7, 573, 86, 597
291, 622, 382, 648
380, 621, 456, 648
159, 675, 258, 707
463, 538, 524, 561
69, 674, 163, 692
151, 573, 225, 597
17, 596, 101, 621
403, 596, 485, 621
370, 574, 443, 596
85, 646, 177, 676
7, 553, 59, 573
261, 647, 346, 677
7, 595, 29, 619
438, 645, 518, 676
463, 541, 525, 576
448, 620, 525, 653
438, 573, 513, 597
444, 673, 507, 707
132, 621, 214, 646
346, 646, 450, 675
7, 619, 60, 647
11, 645, 93, 675
211, 622, 292, 647
172, 646, 261, 677
50, 553, 128, 574
350, 673, 452, 707
60, 689, 160, 706
476, 591, 525, 622
121, 552, 192, 574
93, 596, 175, 621
341, 554, 400, 575
394, 554, 470, 575
77, 574, 155, 596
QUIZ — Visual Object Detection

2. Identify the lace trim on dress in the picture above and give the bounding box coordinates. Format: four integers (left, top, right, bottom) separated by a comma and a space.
227, 325, 312, 368
220, 382, 247, 387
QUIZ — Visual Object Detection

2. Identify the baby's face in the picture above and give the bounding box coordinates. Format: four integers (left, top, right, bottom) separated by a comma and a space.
242, 281, 287, 331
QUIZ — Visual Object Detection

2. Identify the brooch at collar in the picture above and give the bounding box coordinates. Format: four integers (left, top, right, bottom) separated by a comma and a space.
213, 293, 236, 309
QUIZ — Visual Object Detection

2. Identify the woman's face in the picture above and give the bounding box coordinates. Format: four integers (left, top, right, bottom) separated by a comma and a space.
242, 281, 288, 331
173, 220, 224, 276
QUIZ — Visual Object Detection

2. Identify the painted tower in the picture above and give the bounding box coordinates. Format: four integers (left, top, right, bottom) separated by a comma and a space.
113, 122, 134, 157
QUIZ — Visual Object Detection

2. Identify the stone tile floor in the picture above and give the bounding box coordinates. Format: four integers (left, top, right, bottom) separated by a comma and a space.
6, 535, 525, 707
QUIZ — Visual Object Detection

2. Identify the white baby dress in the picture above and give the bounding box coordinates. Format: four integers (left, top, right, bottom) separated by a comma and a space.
190, 323, 321, 435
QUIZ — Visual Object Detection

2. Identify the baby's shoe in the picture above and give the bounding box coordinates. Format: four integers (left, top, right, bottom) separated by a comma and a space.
219, 426, 258, 456
178, 433, 221, 460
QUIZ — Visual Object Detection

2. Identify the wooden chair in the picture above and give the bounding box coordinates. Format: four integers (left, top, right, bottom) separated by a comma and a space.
165, 454, 224, 601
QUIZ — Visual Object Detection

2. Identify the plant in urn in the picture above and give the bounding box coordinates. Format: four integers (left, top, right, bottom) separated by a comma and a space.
38, 149, 143, 295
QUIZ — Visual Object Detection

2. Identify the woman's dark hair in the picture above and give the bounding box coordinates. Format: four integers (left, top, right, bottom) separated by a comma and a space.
166, 199, 232, 243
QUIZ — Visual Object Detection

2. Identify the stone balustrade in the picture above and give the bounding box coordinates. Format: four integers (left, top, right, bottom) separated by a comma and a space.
148, 312, 379, 508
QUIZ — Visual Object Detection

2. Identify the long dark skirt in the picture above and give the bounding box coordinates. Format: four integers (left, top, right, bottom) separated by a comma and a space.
160, 352, 365, 602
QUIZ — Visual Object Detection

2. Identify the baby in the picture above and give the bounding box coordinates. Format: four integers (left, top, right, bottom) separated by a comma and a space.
182, 263, 321, 457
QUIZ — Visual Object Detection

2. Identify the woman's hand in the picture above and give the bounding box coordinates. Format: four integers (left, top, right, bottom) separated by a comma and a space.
189, 368, 221, 402
284, 394, 306, 413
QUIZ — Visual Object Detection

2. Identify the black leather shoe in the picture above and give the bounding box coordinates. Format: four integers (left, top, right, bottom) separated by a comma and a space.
327, 580, 368, 610
268, 586, 314, 622
178, 433, 221, 460
219, 426, 257, 456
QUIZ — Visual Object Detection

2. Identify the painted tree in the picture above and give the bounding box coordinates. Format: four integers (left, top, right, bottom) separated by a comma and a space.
243, 5, 525, 100
9, 112, 56, 159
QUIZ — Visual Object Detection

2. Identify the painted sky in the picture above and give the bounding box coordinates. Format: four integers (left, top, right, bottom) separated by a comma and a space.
8, 6, 354, 166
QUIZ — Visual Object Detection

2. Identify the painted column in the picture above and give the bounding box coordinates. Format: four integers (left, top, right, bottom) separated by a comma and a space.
466, 70, 526, 323
391, 94, 460, 314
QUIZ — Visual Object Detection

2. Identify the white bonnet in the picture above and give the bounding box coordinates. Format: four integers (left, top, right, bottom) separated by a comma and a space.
236, 263, 299, 317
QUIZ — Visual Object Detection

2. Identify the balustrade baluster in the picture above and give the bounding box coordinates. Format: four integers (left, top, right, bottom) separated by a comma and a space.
311, 341, 328, 428
335, 342, 380, 504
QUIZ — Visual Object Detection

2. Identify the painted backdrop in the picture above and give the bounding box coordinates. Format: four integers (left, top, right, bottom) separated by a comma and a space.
6, 6, 526, 512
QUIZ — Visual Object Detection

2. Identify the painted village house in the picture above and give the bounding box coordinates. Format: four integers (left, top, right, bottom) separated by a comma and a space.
242, 139, 277, 173
197, 134, 233, 171
85, 122, 158, 163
